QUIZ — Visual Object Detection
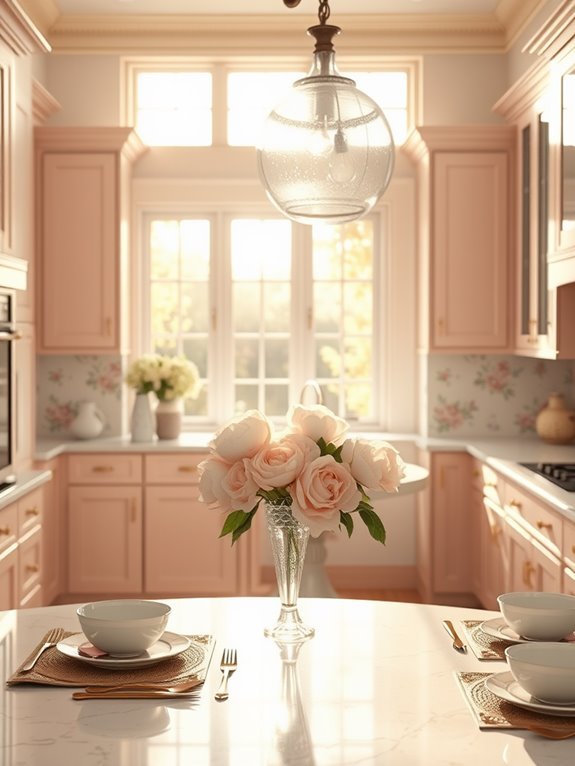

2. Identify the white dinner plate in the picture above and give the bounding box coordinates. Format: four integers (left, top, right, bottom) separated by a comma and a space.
479, 617, 529, 643
56, 631, 191, 669
485, 671, 575, 716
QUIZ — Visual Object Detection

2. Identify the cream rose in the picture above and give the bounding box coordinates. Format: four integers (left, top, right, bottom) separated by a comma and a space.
210, 409, 272, 463
286, 404, 349, 446
248, 433, 320, 490
290, 455, 362, 537
222, 458, 261, 513
198, 457, 233, 514
342, 438, 406, 492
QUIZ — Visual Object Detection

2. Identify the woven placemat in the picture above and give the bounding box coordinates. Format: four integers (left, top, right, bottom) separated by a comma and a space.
6, 630, 214, 687
460, 620, 575, 661
457, 672, 575, 731
459, 620, 510, 660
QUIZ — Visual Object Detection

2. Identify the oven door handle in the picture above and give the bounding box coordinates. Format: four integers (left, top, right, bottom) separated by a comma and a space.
0, 330, 22, 341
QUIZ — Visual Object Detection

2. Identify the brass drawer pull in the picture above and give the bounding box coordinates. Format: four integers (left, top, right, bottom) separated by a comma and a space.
92, 466, 114, 473
536, 520, 552, 531
490, 526, 502, 541
0, 526, 10, 536
572, 544, 575, 555
178, 466, 197, 473
508, 499, 522, 509
25, 507, 39, 517
25, 564, 39, 573
523, 560, 535, 588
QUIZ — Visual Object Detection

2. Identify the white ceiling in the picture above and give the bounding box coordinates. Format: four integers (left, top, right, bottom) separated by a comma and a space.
52, 0, 501, 16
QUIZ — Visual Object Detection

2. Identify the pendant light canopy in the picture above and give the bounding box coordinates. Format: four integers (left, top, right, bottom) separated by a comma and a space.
257, 0, 395, 226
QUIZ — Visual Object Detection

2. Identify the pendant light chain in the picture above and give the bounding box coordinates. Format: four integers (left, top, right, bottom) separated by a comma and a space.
317, 0, 331, 25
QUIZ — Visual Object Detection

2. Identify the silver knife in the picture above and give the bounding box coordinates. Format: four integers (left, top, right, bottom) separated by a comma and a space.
442, 620, 467, 653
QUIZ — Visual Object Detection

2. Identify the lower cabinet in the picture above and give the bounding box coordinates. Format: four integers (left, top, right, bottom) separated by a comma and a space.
145, 485, 236, 595
67, 485, 142, 594
65, 452, 255, 598
0, 485, 45, 611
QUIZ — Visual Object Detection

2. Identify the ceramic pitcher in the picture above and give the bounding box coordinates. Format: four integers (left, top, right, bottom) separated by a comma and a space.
70, 401, 105, 440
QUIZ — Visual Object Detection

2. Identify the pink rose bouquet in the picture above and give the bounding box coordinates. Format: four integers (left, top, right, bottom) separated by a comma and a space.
198, 404, 406, 544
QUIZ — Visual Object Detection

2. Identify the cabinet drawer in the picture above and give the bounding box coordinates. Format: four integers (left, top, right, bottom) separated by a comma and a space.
504, 483, 562, 556
68, 454, 142, 484
481, 464, 505, 506
145, 454, 205, 485
18, 488, 43, 537
564, 521, 575, 570
0, 503, 18, 556
18, 528, 42, 604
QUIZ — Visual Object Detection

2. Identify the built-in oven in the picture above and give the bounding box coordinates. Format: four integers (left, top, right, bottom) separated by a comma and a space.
0, 289, 18, 492
520, 463, 575, 492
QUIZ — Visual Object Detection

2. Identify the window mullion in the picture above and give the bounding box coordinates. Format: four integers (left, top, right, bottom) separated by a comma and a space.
290, 224, 314, 406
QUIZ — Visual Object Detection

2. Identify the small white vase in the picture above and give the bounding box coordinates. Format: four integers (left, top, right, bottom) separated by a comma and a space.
70, 401, 105, 440
155, 398, 183, 440
130, 393, 155, 442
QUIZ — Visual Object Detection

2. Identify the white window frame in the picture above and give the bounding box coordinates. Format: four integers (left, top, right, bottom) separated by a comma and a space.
121, 56, 421, 148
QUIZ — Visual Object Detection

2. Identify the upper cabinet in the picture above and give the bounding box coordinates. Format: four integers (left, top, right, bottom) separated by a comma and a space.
403, 126, 514, 354
494, 1, 575, 359
35, 128, 147, 354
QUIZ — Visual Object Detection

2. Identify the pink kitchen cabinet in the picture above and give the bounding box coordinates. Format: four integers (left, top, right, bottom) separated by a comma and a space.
34, 127, 147, 354
416, 450, 477, 605
403, 126, 514, 353
67, 485, 143, 594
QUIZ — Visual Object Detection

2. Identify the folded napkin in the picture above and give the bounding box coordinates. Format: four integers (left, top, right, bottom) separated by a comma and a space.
6, 630, 214, 688
456, 671, 575, 732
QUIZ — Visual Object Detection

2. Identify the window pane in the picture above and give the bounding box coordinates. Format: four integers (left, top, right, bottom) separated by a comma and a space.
180, 220, 210, 280
151, 283, 178, 337
345, 383, 371, 420
233, 284, 261, 332
316, 339, 340, 378
231, 218, 291, 415
136, 72, 212, 146
265, 339, 289, 378
314, 284, 341, 332
181, 283, 209, 333
151, 221, 179, 279
235, 338, 259, 378
235, 384, 258, 413
344, 283, 372, 334
183, 338, 208, 378
265, 385, 289, 417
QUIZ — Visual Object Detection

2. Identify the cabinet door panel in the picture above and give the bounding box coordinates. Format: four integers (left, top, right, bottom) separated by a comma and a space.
0, 547, 17, 611
40, 153, 116, 351
68, 486, 142, 593
433, 152, 509, 349
145, 486, 236, 595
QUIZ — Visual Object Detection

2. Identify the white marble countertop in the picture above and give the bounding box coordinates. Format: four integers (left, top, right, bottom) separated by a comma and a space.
0, 469, 53, 511
34, 432, 575, 514
1, 596, 571, 765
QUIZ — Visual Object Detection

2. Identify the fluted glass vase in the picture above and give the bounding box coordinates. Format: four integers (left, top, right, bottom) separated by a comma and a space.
264, 501, 315, 643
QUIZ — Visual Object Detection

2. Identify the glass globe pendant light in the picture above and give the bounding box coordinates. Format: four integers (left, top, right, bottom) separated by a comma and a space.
257, 0, 395, 225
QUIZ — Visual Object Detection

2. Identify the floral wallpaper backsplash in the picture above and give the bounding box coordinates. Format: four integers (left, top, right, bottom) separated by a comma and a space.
37, 355, 125, 437
426, 355, 575, 437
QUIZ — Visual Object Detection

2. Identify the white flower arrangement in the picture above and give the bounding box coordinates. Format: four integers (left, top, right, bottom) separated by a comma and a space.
125, 354, 201, 402
198, 404, 406, 544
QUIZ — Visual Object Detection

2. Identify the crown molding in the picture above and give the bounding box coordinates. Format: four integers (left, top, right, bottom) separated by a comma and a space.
0, 0, 50, 54
32, 79, 61, 124
37, 13, 509, 55
495, 0, 547, 49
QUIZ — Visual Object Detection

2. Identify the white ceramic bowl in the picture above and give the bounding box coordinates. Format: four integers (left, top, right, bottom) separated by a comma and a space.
77, 599, 171, 657
505, 642, 575, 704
497, 591, 575, 641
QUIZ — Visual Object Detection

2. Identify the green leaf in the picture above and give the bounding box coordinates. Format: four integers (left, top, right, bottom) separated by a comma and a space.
219, 510, 250, 538
339, 511, 354, 538
231, 509, 257, 544
331, 444, 344, 463
359, 508, 386, 545
317, 437, 328, 454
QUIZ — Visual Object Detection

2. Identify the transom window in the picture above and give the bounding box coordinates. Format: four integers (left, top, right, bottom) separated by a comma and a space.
124, 59, 417, 147
142, 213, 381, 426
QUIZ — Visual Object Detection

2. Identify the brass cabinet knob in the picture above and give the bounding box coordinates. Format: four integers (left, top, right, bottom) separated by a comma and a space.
25, 564, 39, 573
25, 507, 39, 517
92, 466, 114, 473
0, 526, 10, 536
536, 520, 552, 531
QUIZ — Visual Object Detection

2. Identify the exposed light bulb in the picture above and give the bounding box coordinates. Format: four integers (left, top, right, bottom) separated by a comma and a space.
329, 128, 356, 184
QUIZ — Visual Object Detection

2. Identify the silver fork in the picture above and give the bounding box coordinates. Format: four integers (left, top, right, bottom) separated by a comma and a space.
22, 628, 66, 672
214, 648, 237, 701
